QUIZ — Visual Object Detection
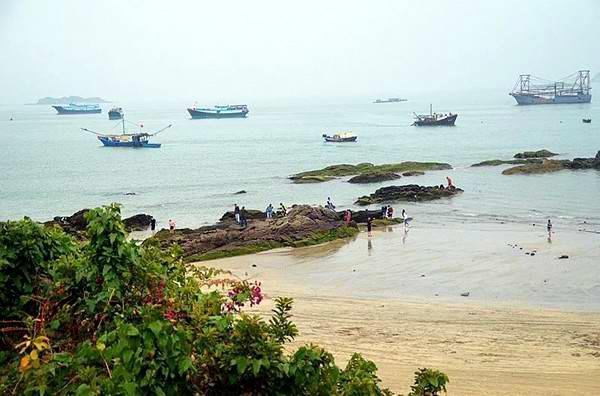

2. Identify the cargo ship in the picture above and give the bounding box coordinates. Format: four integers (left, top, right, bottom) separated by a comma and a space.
52, 103, 102, 114
509, 70, 591, 105
412, 105, 457, 126
187, 104, 249, 119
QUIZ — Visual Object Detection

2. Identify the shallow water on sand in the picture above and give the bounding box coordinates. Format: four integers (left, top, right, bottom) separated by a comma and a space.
1, 92, 600, 231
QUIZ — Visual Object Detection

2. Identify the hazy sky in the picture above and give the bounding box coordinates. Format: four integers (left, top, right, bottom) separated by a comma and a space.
1, 0, 599, 103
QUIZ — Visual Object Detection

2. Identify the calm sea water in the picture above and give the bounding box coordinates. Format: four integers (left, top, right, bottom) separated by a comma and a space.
1, 91, 599, 230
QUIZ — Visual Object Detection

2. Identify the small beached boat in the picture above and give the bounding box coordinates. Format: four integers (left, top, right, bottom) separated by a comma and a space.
81, 118, 171, 148
108, 107, 124, 120
53, 103, 101, 115
187, 104, 249, 119
322, 132, 357, 142
412, 104, 457, 126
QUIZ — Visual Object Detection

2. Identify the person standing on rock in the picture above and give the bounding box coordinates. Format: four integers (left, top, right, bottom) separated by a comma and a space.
168, 219, 176, 233
326, 197, 335, 210
279, 202, 287, 217
344, 209, 352, 225
367, 217, 373, 237
446, 176, 454, 189
234, 204, 240, 224
240, 206, 248, 228
150, 218, 156, 233
265, 203, 273, 219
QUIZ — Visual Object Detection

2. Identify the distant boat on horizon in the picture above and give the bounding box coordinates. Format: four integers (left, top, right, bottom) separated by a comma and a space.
509, 70, 591, 105
108, 107, 124, 120
322, 132, 357, 142
412, 104, 457, 126
187, 104, 249, 119
53, 103, 101, 115
374, 98, 407, 104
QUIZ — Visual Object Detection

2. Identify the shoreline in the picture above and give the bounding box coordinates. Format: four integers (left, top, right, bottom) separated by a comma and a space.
201, 221, 600, 394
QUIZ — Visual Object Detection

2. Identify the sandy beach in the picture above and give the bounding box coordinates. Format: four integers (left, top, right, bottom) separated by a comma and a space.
204, 221, 600, 395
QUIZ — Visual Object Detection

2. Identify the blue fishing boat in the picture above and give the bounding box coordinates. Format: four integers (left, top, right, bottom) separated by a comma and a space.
53, 103, 102, 114
187, 104, 249, 119
81, 118, 171, 148
108, 107, 124, 120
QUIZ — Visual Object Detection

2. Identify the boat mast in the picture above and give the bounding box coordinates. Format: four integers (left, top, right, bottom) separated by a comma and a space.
429, 103, 432, 116
122, 117, 125, 135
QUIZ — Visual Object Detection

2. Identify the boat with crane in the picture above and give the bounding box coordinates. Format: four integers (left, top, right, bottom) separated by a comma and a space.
81, 118, 172, 148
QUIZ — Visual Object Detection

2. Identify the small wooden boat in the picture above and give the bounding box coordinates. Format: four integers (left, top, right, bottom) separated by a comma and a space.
322, 132, 357, 143
582, 118, 592, 123
81, 118, 171, 148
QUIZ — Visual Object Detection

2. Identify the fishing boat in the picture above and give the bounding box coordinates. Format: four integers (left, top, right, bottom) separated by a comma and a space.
374, 98, 407, 103
81, 118, 171, 148
412, 104, 457, 126
187, 104, 249, 119
52, 103, 101, 114
108, 107, 124, 120
509, 70, 591, 105
322, 132, 357, 142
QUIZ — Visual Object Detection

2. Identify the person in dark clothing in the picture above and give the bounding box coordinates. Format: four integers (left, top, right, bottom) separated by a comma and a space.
367, 217, 373, 237
279, 202, 287, 216
240, 206, 248, 228
381, 205, 387, 218
150, 218, 156, 232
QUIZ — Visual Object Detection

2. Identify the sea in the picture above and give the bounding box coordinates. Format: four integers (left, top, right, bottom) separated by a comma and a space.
1, 91, 599, 232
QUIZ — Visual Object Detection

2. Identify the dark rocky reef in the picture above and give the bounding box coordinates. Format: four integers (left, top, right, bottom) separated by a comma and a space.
355, 184, 463, 205
471, 159, 542, 167
153, 205, 358, 262
290, 162, 452, 183
513, 149, 558, 159
46, 209, 153, 235
401, 171, 425, 177
347, 171, 401, 184
502, 151, 600, 175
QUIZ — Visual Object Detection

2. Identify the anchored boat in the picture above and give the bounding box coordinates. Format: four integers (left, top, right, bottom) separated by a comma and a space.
53, 103, 101, 114
322, 132, 357, 142
81, 118, 171, 148
374, 98, 407, 103
412, 105, 457, 126
509, 70, 591, 105
187, 104, 249, 119
108, 107, 124, 120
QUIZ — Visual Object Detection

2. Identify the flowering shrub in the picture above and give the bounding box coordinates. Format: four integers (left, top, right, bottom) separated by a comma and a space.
0, 204, 448, 395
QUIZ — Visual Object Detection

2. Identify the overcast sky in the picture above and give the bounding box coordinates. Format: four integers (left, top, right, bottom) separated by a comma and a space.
1, 0, 599, 104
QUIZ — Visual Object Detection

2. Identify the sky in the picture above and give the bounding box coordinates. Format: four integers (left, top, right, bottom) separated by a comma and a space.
1, 0, 599, 104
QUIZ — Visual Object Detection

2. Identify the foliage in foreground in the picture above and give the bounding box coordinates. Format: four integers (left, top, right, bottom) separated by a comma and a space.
0, 204, 448, 395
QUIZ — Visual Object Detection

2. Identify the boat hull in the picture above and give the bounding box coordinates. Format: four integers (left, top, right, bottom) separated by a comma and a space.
413, 114, 457, 126
187, 108, 248, 119
510, 93, 591, 105
53, 106, 102, 114
97, 136, 161, 148
108, 112, 123, 120
323, 136, 357, 142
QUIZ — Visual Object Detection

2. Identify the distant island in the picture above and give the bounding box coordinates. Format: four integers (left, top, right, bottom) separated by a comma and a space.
31, 96, 110, 105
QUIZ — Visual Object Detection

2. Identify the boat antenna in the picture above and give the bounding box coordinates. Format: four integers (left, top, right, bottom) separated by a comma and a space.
430, 103, 432, 116
80, 128, 106, 136
122, 117, 126, 135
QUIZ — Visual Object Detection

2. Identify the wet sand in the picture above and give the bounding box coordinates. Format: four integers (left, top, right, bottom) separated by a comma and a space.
202, 222, 600, 395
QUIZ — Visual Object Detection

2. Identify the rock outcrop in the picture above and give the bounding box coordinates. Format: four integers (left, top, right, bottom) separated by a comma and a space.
471, 159, 542, 167
402, 171, 425, 177
355, 185, 463, 205
47, 209, 153, 234
502, 151, 600, 175
337, 209, 384, 223
347, 171, 401, 184
290, 162, 452, 183
154, 205, 358, 262
513, 149, 558, 159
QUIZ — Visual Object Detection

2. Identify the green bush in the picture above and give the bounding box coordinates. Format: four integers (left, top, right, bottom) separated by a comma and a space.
0, 204, 449, 395
409, 368, 449, 396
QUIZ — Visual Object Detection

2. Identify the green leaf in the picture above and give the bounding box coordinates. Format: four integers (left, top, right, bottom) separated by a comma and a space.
126, 325, 140, 337
252, 359, 261, 376
121, 382, 137, 396
237, 357, 249, 374
148, 321, 162, 338
178, 356, 193, 374
75, 384, 92, 396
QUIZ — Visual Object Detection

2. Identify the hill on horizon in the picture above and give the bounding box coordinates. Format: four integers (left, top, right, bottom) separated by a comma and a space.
33, 96, 110, 105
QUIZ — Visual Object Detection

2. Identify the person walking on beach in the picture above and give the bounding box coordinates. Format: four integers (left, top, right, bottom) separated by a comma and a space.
547, 219, 553, 237
387, 206, 394, 219
402, 209, 409, 228
240, 206, 248, 228
234, 204, 240, 224
168, 219, 176, 233
265, 203, 273, 219
367, 216, 373, 237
